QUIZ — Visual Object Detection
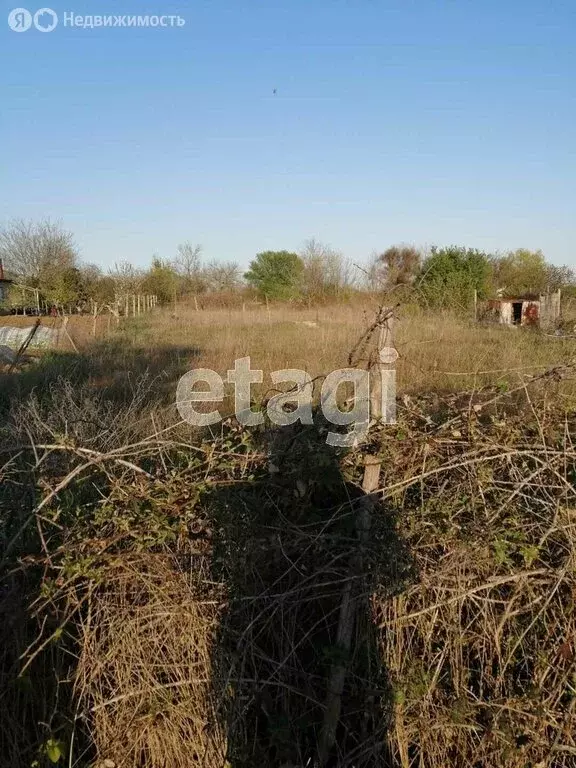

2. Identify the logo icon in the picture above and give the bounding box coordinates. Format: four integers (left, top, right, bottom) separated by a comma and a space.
34, 7, 57, 31
8, 7, 32, 31
8, 6, 58, 31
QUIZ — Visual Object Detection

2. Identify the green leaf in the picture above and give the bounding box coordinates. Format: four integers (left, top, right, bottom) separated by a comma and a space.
520, 544, 540, 567
44, 738, 64, 764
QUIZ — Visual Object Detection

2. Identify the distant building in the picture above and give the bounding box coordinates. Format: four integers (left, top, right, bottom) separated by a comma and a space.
0, 259, 13, 302
484, 290, 561, 328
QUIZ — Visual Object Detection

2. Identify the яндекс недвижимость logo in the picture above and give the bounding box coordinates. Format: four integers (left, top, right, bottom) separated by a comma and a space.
7, 8, 185, 29
8, 7, 58, 31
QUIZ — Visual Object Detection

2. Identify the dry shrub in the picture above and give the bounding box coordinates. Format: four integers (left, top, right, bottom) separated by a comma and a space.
4, 307, 576, 767
378, 543, 576, 768
0, 570, 67, 768
369, 388, 576, 767
74, 553, 226, 768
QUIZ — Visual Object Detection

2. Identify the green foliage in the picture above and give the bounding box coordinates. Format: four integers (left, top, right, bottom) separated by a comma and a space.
45, 266, 85, 308
493, 249, 548, 295
418, 245, 493, 310
244, 250, 304, 300
493, 248, 575, 295
80, 263, 116, 305
37, 737, 65, 764
142, 257, 178, 305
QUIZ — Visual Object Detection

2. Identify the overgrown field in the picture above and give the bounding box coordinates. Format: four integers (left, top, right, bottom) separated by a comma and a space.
4, 299, 576, 397
1, 302, 576, 767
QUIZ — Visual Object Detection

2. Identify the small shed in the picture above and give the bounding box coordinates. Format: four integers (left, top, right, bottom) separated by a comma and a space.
0, 259, 13, 303
485, 290, 561, 328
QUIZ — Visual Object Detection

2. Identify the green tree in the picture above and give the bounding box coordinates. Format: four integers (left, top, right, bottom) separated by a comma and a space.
80, 263, 116, 305
142, 257, 178, 305
244, 250, 304, 300
45, 266, 85, 309
418, 246, 493, 310
493, 249, 548, 295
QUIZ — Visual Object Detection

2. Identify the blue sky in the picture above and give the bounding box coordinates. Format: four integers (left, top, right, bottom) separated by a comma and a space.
1, 0, 575, 270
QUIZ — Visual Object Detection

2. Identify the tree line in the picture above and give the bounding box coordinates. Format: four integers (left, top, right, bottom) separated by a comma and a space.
0, 218, 574, 312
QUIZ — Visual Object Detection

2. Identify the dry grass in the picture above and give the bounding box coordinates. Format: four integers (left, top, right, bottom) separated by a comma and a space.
4, 299, 576, 398
75, 554, 227, 768
59, 299, 576, 402
2, 299, 576, 767
367, 391, 576, 767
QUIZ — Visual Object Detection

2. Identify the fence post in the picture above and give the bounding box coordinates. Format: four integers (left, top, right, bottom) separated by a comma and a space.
92, 302, 98, 337
370, 312, 397, 425
318, 453, 382, 765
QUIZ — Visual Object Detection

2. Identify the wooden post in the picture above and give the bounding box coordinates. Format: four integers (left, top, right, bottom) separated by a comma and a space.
137, 294, 141, 315
61, 316, 78, 353
132, 294, 136, 317
125, 295, 129, 317
194, 295, 199, 312
473, 288, 478, 322
370, 313, 397, 425
318, 456, 381, 765
92, 302, 98, 337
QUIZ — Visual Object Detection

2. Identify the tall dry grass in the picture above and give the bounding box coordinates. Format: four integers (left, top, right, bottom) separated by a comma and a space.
2, 300, 576, 767
104, 301, 576, 406
4, 300, 576, 399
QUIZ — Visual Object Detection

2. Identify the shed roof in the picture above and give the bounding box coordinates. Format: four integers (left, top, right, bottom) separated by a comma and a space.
495, 294, 540, 303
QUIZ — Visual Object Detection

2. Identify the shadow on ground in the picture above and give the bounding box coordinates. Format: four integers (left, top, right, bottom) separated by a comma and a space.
206, 420, 415, 767
0, 340, 202, 768
0, 338, 202, 417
